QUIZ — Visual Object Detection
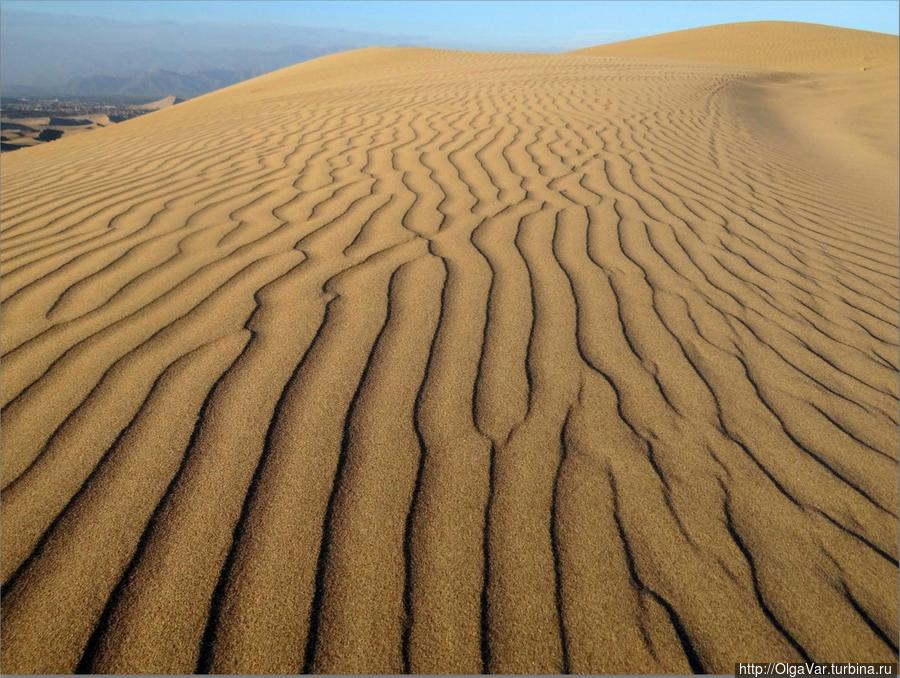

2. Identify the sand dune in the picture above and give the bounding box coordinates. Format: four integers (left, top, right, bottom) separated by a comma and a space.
1, 114, 111, 152
571, 21, 898, 71
1, 21, 897, 674
574, 21, 900, 170
138, 95, 183, 111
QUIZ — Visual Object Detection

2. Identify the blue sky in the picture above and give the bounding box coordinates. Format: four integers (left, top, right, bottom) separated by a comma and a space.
4, 1, 898, 50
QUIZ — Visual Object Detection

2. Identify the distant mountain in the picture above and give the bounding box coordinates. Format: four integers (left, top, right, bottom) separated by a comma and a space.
0, 9, 418, 98
63, 69, 251, 99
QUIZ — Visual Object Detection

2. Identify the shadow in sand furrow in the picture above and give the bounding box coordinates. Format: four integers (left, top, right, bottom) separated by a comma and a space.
627, 137, 890, 288
718, 480, 812, 661
0, 252, 301, 489
92, 248, 422, 673
4, 170, 370, 380
733, 353, 897, 518
194, 303, 319, 671
0, 160, 292, 313
840, 584, 899, 656
727, 312, 897, 427
470, 203, 536, 443
0, 133, 264, 245
0, 333, 245, 674
75, 332, 252, 675
549, 409, 574, 674
607, 469, 706, 673
38, 184, 301, 325
403, 233, 492, 671
403, 257, 450, 672
305, 255, 445, 673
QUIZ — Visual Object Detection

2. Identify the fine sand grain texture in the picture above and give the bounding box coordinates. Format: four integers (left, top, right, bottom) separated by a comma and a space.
1, 21, 897, 674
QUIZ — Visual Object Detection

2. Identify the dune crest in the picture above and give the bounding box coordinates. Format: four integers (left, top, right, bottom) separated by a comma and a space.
573, 21, 900, 176
1, 22, 897, 674
571, 21, 899, 72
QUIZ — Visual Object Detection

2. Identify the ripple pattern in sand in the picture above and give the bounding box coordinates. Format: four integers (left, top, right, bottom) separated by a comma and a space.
1, 50, 897, 674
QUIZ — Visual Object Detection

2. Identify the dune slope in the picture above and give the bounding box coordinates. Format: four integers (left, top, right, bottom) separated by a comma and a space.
571, 21, 898, 71
1, 24, 898, 674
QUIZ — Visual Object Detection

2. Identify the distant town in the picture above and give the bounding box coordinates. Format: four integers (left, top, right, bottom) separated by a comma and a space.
0, 95, 181, 152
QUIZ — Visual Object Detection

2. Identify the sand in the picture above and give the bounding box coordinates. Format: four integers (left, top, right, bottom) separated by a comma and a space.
0, 21, 897, 674
138, 96, 183, 111
1, 114, 112, 152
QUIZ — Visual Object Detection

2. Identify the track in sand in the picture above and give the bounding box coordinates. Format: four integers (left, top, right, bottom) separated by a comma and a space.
1, 21, 898, 675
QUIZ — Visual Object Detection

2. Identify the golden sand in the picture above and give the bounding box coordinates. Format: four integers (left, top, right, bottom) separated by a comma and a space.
1, 21, 897, 674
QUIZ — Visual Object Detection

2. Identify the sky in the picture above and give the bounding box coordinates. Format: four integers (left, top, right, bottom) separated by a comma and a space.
4, 0, 898, 51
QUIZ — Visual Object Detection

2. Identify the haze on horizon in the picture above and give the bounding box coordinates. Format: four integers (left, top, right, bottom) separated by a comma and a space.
1, 0, 897, 99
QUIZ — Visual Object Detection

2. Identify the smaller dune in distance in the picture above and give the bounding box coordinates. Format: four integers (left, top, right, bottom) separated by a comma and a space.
0, 95, 182, 152
0, 20, 897, 675
138, 95, 185, 111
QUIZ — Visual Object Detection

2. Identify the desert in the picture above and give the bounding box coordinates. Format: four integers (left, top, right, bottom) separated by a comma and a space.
0, 95, 183, 152
0, 19, 897, 675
